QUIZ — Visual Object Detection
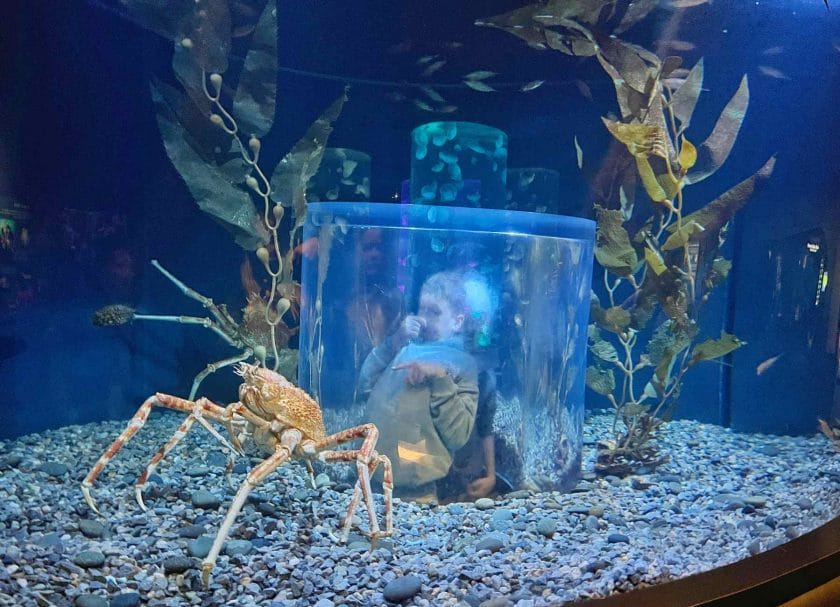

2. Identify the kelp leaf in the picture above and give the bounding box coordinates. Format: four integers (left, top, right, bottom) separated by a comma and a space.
678, 138, 697, 171
603, 306, 632, 334
232, 0, 278, 137
622, 403, 650, 417
595, 31, 657, 93
615, 0, 660, 35
183, 0, 232, 73
270, 88, 349, 237
661, 55, 683, 77
673, 156, 776, 246
690, 332, 745, 364
586, 366, 615, 396
686, 75, 749, 184
151, 81, 269, 250
662, 220, 705, 251
703, 257, 732, 291
635, 155, 679, 202
594, 205, 638, 276
670, 58, 704, 133
644, 246, 667, 275
589, 334, 619, 363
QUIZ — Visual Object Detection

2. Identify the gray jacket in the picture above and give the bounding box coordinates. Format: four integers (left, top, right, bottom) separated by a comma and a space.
359, 336, 479, 488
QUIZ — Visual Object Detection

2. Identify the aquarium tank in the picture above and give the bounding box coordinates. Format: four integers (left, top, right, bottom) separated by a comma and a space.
1, 1, 839, 606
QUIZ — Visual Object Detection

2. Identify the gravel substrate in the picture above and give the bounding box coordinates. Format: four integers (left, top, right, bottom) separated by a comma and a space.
1, 412, 838, 607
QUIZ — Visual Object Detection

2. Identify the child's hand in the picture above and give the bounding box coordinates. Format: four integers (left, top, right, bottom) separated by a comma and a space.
397, 315, 426, 344
392, 361, 448, 385
466, 475, 496, 499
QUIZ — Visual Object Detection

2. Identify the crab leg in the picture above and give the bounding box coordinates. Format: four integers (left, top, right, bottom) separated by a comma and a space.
311, 423, 393, 540
188, 350, 253, 400
81, 393, 231, 514
320, 449, 393, 541
202, 428, 302, 587
132, 396, 244, 510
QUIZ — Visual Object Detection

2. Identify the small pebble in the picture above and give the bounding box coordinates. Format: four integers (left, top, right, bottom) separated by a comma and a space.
383, 575, 422, 603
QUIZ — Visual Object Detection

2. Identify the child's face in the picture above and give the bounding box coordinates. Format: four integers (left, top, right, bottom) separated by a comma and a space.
418, 292, 464, 341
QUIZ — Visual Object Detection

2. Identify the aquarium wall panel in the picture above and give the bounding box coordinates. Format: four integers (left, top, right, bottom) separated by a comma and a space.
730, 223, 839, 435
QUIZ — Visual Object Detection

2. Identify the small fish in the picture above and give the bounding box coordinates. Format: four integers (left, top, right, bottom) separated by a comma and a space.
422, 60, 446, 77
416, 55, 438, 65
386, 91, 407, 103
670, 0, 710, 8
663, 39, 696, 51
420, 86, 445, 103
413, 99, 435, 112
573, 78, 593, 101
438, 104, 459, 113
464, 80, 496, 92
758, 65, 790, 79
756, 354, 782, 376
574, 135, 583, 170
762, 46, 784, 55
520, 79, 545, 92
464, 70, 497, 81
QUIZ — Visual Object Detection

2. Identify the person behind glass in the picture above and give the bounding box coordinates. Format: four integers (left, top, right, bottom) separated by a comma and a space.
359, 271, 479, 503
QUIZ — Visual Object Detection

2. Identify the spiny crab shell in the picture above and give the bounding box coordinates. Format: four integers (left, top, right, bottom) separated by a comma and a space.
235, 363, 327, 448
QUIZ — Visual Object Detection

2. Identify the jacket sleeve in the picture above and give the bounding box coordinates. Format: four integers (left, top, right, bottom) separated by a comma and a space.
357, 335, 400, 400
428, 373, 479, 451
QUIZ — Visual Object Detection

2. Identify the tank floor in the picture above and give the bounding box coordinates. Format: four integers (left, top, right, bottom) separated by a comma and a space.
1, 412, 838, 606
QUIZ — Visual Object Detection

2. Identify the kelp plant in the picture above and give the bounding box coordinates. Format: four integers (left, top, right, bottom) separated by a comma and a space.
477, 0, 776, 475
93, 0, 347, 395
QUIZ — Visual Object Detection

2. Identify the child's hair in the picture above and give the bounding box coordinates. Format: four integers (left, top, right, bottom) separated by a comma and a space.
420, 270, 495, 347
420, 271, 469, 319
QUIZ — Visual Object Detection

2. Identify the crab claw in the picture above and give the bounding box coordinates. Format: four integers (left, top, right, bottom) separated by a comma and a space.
201, 562, 214, 587
81, 482, 101, 515
134, 486, 148, 511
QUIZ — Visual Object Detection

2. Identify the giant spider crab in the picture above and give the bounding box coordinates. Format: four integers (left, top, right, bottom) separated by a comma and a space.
81, 363, 393, 586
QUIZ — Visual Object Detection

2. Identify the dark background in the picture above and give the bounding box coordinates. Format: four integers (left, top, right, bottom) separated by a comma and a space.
0, 0, 838, 438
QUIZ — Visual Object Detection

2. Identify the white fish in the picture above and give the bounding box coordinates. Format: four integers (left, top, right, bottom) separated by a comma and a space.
464, 70, 497, 81
422, 60, 446, 77
420, 86, 445, 103
662, 39, 696, 51
758, 65, 790, 79
464, 80, 496, 92
670, 0, 710, 8
574, 135, 583, 170
520, 79, 545, 92
756, 354, 782, 376
413, 99, 435, 112
438, 105, 458, 113
417, 55, 438, 65
762, 46, 784, 55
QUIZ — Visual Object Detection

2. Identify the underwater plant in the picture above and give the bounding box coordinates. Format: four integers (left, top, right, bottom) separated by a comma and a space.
93, 0, 347, 391
478, 0, 775, 475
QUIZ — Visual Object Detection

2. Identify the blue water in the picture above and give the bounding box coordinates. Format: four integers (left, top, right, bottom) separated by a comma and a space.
0, 0, 837, 440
